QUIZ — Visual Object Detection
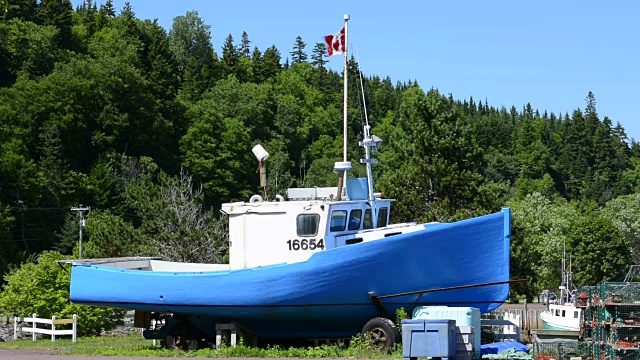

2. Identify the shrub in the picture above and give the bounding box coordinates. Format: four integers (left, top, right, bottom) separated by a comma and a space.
0, 251, 126, 336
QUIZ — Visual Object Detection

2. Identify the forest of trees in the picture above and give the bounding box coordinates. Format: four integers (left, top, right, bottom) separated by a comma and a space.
2, 0, 640, 302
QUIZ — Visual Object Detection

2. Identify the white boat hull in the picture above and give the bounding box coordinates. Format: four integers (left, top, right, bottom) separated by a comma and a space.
539, 304, 581, 332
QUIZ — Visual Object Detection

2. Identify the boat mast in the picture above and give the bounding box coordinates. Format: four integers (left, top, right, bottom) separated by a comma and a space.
560, 241, 566, 304
357, 64, 378, 204
336, 14, 350, 201
560, 240, 573, 304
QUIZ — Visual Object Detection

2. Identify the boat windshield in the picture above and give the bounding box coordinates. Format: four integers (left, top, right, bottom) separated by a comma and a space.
348, 210, 362, 230
377, 207, 389, 227
363, 210, 373, 229
330, 211, 347, 232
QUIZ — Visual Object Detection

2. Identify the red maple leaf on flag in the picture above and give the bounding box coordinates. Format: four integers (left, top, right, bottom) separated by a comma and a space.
324, 27, 345, 56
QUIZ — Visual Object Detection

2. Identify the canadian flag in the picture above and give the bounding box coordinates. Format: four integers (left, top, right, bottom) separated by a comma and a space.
324, 27, 345, 56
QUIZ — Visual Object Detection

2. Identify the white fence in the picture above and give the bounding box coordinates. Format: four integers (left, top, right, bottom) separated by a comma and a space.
481, 311, 522, 341
13, 313, 77, 343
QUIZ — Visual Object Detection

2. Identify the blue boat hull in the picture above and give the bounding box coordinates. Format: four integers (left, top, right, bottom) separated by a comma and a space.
70, 209, 511, 338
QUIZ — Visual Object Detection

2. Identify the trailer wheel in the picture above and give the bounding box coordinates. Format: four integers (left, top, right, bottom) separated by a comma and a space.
165, 335, 178, 350
165, 335, 199, 351
362, 317, 400, 352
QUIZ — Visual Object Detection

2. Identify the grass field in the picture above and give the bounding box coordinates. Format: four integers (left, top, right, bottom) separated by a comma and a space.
0, 333, 402, 358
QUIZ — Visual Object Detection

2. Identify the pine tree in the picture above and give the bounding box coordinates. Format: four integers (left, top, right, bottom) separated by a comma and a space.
239, 31, 251, 57
117, 2, 139, 39
261, 45, 281, 79
95, 0, 115, 29
3, 0, 38, 22
38, 0, 73, 49
100, 0, 114, 17
221, 34, 238, 77
310, 42, 327, 68
290, 36, 307, 64
378, 88, 486, 222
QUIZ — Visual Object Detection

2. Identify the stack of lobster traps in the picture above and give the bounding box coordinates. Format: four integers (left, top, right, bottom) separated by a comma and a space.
533, 341, 592, 360
577, 282, 640, 360
533, 281, 640, 360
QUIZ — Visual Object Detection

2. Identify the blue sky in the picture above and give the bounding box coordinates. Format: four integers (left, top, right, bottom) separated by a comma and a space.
74, 1, 640, 141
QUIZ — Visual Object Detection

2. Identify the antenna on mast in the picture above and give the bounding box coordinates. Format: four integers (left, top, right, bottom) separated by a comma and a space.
355, 49, 381, 203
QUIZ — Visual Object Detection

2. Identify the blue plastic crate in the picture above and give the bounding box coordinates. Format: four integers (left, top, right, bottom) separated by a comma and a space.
413, 306, 481, 359
402, 319, 456, 360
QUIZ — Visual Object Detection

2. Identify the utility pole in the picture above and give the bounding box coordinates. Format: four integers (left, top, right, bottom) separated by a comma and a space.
17, 200, 29, 253
71, 205, 90, 258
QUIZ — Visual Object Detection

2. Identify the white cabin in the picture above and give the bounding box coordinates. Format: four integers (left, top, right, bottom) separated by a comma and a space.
221, 184, 415, 270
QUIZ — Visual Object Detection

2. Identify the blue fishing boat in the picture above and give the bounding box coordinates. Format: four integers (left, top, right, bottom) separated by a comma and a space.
66, 15, 512, 350
69, 206, 511, 336
68, 122, 512, 347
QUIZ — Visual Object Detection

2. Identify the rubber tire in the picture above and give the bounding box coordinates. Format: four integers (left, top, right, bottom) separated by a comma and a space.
186, 339, 199, 351
362, 317, 400, 352
165, 335, 198, 351
165, 335, 177, 350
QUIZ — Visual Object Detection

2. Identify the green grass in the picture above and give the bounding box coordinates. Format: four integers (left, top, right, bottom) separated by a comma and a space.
0, 333, 403, 358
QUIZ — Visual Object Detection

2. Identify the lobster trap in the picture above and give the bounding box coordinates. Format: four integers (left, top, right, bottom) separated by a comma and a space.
533, 341, 592, 360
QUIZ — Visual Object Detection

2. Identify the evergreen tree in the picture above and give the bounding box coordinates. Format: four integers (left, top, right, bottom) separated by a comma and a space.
95, 0, 115, 30
169, 11, 218, 103
261, 45, 281, 79
251, 46, 265, 83
100, 0, 114, 17
378, 88, 486, 222
115, 1, 139, 40
239, 31, 251, 57
221, 34, 238, 75
37, 0, 73, 49
311, 42, 327, 68
290, 36, 307, 64
76, 0, 97, 37
3, 0, 38, 22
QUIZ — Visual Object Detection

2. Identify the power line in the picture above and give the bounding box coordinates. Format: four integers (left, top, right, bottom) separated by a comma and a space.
7, 206, 70, 211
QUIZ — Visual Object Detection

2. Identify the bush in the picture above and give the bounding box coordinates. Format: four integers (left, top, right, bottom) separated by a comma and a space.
0, 251, 126, 336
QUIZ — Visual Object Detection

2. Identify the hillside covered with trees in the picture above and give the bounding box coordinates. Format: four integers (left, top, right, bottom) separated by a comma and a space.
2, 0, 640, 303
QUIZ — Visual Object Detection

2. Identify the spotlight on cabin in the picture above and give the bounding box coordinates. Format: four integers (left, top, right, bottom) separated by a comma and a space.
252, 144, 269, 162
252, 144, 269, 201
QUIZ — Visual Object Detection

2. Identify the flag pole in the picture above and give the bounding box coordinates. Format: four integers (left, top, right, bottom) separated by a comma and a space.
342, 13, 349, 177
335, 14, 350, 201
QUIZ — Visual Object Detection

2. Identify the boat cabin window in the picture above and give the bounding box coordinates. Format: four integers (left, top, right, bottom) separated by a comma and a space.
574, 311, 579, 318
377, 207, 389, 227
297, 214, 320, 236
348, 210, 362, 230
330, 210, 347, 232
363, 209, 373, 229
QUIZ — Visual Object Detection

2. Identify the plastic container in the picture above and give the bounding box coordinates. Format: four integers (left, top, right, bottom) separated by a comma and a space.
412, 306, 481, 359
402, 319, 456, 360
456, 326, 474, 360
